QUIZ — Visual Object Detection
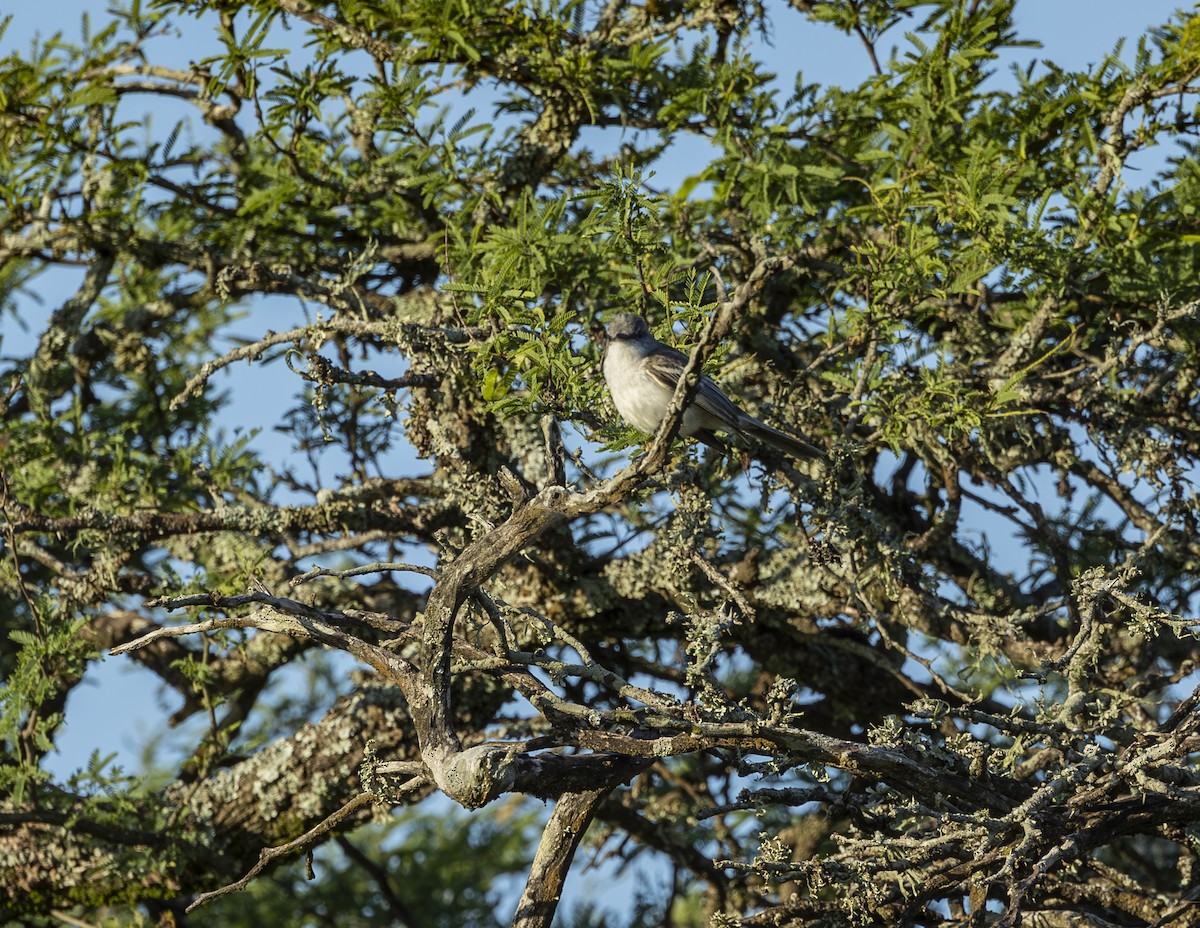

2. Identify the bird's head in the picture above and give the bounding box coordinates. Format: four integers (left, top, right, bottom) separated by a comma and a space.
607, 313, 650, 341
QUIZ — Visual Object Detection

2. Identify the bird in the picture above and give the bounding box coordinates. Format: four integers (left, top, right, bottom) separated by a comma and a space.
602, 313, 824, 462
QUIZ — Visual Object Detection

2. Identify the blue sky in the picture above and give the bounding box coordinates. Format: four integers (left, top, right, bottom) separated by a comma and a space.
6, 1, 1191, 81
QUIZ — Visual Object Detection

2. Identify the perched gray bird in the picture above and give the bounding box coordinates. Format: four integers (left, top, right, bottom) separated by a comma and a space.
602, 313, 823, 461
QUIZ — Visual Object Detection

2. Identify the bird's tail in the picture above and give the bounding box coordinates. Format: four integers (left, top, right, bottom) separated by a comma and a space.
740, 418, 825, 462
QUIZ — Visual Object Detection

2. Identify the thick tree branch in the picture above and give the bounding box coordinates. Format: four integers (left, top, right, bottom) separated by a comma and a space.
511, 787, 615, 928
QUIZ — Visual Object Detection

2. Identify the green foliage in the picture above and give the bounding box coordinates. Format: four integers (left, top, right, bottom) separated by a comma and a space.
4, 0, 1200, 925
0, 608, 91, 801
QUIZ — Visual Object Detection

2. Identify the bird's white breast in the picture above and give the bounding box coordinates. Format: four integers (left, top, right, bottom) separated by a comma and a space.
603, 340, 705, 436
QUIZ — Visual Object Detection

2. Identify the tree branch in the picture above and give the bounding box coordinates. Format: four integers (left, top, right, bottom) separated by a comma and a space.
511, 787, 616, 928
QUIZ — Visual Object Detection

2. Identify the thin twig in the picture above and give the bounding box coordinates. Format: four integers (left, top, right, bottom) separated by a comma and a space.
691, 550, 756, 621
291, 561, 439, 586
170, 318, 430, 411
187, 789, 400, 911
109, 616, 261, 655
50, 911, 101, 928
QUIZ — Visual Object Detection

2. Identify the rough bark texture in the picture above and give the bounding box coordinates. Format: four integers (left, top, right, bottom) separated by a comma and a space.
4, 1, 1200, 925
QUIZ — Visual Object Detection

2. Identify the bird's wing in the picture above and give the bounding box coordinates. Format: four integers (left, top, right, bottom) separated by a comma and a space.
641, 343, 689, 388
643, 345, 742, 428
